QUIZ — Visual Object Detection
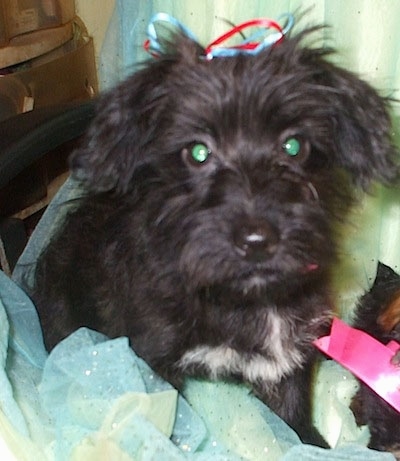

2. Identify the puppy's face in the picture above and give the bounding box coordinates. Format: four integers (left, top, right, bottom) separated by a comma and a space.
72, 31, 397, 303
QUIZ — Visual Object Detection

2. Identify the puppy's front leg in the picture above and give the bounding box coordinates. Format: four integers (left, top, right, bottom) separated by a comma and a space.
260, 366, 329, 448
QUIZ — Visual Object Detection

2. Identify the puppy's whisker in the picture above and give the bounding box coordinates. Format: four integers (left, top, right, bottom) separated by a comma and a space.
306, 182, 319, 201
152, 182, 195, 227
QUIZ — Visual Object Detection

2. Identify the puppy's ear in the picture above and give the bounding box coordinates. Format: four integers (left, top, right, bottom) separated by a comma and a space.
70, 35, 204, 194
322, 64, 399, 189
70, 59, 172, 194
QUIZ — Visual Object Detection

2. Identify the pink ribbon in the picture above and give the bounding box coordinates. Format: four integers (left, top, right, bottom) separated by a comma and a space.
314, 317, 400, 412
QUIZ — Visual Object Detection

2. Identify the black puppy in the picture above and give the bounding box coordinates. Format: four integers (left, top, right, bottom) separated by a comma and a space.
31, 25, 398, 446
352, 263, 400, 458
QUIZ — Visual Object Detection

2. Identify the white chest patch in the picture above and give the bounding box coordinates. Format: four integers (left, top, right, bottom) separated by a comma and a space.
178, 312, 306, 384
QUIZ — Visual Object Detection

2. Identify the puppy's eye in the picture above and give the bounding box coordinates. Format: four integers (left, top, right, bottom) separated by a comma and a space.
282, 137, 302, 157
191, 143, 211, 163
182, 143, 212, 166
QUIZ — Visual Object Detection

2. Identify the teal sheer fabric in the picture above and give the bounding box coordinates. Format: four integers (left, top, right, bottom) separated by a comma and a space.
1, 1, 400, 459
100, 0, 400, 93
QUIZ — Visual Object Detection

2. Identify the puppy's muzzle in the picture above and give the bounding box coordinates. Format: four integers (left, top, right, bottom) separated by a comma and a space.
233, 219, 279, 263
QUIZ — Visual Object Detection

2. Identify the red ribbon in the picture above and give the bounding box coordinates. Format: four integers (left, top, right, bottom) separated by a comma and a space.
205, 18, 284, 57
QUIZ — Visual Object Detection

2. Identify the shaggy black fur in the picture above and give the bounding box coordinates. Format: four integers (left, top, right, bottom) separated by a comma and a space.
31, 26, 398, 446
352, 263, 400, 458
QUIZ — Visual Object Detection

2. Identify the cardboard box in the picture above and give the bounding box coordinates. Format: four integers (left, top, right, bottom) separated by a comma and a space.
0, 0, 75, 43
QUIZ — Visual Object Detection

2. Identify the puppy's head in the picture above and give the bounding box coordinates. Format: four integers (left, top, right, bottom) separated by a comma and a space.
71, 28, 398, 301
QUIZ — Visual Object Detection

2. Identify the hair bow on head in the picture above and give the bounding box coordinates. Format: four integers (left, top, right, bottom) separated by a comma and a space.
144, 12, 295, 59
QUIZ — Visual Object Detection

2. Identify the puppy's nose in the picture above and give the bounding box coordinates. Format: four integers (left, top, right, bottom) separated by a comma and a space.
233, 220, 279, 262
